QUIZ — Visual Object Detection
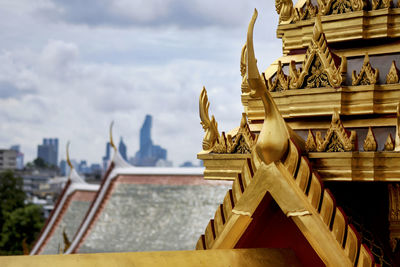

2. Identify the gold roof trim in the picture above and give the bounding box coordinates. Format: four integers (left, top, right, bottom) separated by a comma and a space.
384, 133, 395, 151
275, 0, 296, 25
288, 15, 346, 89
267, 61, 289, 92
297, 0, 317, 21
317, 0, 365, 15
352, 53, 379, 85
386, 61, 400, 84
372, 0, 393, 9
199, 87, 220, 151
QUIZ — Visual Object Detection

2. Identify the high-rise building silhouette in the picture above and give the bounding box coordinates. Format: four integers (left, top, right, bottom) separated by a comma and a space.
132, 115, 167, 166
10, 145, 24, 170
37, 138, 58, 166
102, 142, 111, 171
119, 137, 127, 161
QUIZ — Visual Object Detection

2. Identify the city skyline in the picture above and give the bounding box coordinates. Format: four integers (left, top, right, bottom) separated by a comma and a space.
0, 1, 280, 166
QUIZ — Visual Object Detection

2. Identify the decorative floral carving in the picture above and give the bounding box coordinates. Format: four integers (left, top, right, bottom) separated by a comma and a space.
317, 0, 366, 15
352, 53, 379, 86
199, 87, 220, 151
298, 0, 318, 21
386, 61, 399, 84
315, 109, 357, 152
275, 0, 296, 24
212, 113, 257, 154
384, 133, 395, 151
363, 127, 377, 151
372, 0, 393, 9
305, 129, 317, 152
268, 61, 289, 92
289, 16, 346, 89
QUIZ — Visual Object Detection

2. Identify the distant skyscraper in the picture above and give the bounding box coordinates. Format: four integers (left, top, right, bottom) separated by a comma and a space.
102, 142, 111, 171
132, 115, 168, 166
37, 138, 58, 166
10, 145, 24, 170
119, 137, 127, 161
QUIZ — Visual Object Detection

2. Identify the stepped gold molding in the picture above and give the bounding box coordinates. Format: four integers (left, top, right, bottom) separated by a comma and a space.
275, 0, 296, 24
199, 87, 220, 151
247, 9, 289, 164
386, 61, 400, 84
211, 114, 256, 154
372, 0, 393, 10
317, 0, 365, 15
289, 16, 346, 89
268, 61, 289, 92
351, 53, 379, 85
363, 127, 377, 151
389, 184, 400, 251
240, 43, 249, 94
305, 129, 317, 152
315, 110, 356, 152
385, 133, 395, 151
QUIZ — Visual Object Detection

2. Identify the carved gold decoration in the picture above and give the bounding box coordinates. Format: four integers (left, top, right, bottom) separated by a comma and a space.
240, 43, 249, 93
298, 0, 318, 21
315, 109, 357, 152
352, 53, 379, 86
386, 61, 399, 84
62, 228, 71, 253
66, 141, 73, 169
199, 87, 220, 151
289, 15, 346, 89
305, 129, 317, 152
268, 61, 289, 92
212, 114, 256, 154
363, 127, 377, 151
384, 133, 394, 151
317, 0, 366, 15
109, 121, 117, 151
247, 9, 289, 164
275, 0, 296, 24
389, 184, 400, 252
372, 0, 393, 10
396, 102, 400, 152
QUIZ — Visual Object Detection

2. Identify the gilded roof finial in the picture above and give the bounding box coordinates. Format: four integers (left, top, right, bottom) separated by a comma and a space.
247, 9, 289, 164
199, 87, 220, 151
66, 141, 73, 169
275, 0, 295, 24
109, 121, 117, 152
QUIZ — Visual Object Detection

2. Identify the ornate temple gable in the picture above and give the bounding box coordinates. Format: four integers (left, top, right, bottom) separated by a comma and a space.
317, 0, 366, 15
211, 114, 257, 154
372, 0, 393, 9
386, 61, 400, 84
352, 53, 379, 86
199, 87, 220, 151
314, 110, 357, 152
289, 16, 346, 90
305, 129, 317, 152
268, 61, 290, 92
363, 127, 377, 151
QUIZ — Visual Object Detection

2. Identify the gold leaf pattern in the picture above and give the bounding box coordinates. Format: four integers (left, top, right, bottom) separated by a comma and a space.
268, 61, 289, 92
305, 129, 317, 152
372, 0, 393, 9
363, 127, 377, 151
318, 0, 366, 15
386, 61, 399, 84
352, 53, 379, 86
384, 133, 395, 151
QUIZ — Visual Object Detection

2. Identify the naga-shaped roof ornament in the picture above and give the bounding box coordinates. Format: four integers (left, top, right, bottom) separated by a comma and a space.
108, 121, 131, 168
66, 142, 86, 183
275, 0, 296, 24
109, 121, 117, 152
247, 9, 289, 164
240, 43, 249, 94
289, 15, 346, 89
199, 87, 220, 151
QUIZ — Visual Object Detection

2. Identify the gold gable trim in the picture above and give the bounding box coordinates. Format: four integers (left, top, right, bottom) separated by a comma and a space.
305, 129, 317, 152
317, 0, 365, 15
268, 61, 289, 92
289, 16, 346, 89
298, 0, 318, 21
363, 127, 377, 152
384, 133, 395, 151
352, 53, 379, 85
386, 61, 399, 84
372, 0, 393, 10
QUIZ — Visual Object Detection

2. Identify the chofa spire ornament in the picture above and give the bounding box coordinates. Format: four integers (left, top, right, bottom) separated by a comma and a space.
289, 15, 346, 89
66, 141, 73, 170
240, 43, 249, 93
109, 121, 117, 151
199, 87, 220, 151
247, 9, 289, 164
275, 0, 296, 24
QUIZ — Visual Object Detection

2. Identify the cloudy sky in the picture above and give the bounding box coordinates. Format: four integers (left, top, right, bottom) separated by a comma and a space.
0, 1, 282, 167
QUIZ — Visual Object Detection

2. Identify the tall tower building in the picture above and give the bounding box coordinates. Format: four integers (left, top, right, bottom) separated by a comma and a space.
118, 137, 127, 161
102, 142, 111, 171
37, 138, 58, 166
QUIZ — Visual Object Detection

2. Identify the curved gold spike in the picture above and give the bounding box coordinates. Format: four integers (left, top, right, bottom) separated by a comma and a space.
199, 87, 220, 151
66, 141, 73, 169
109, 121, 117, 151
247, 9, 289, 164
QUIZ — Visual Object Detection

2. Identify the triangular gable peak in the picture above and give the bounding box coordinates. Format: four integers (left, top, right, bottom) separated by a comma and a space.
352, 53, 379, 86
289, 15, 346, 89
306, 109, 357, 152
267, 61, 289, 92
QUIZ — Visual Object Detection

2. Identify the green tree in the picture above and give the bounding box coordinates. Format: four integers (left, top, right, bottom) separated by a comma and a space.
33, 157, 47, 169
0, 170, 45, 255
